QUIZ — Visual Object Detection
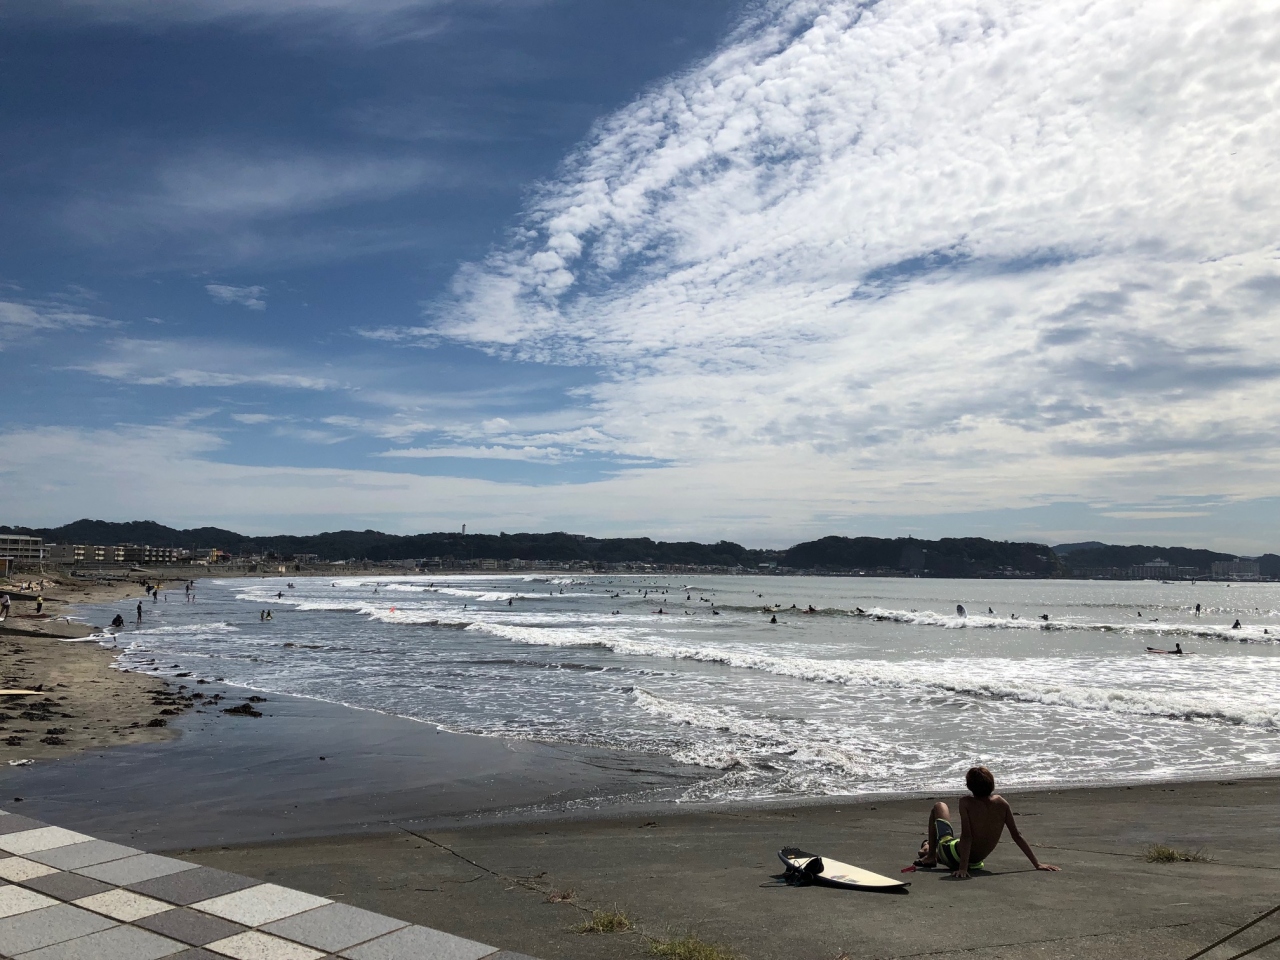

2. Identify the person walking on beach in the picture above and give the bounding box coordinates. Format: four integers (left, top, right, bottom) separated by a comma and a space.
136, 601, 143, 624
0, 594, 9, 620
915, 766, 1060, 879
35, 595, 43, 615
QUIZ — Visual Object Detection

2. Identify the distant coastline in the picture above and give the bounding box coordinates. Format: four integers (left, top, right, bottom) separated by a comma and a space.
3, 519, 1277, 581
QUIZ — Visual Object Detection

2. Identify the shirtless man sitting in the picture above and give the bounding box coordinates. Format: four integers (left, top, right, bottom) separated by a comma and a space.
915, 766, 1060, 879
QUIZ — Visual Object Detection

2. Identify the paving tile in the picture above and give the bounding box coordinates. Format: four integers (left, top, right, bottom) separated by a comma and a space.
261, 903, 407, 952
169, 950, 233, 960
73, 853, 199, 886
338, 925, 495, 960
0, 859, 60, 883
129, 867, 261, 906
0, 886, 59, 919
136, 907, 249, 946
0, 904, 116, 955
0, 829, 93, 857
0, 816, 50, 837
192, 884, 330, 928
74, 888, 174, 921
21, 872, 114, 903
205, 930, 328, 960
11, 923, 187, 960
28, 840, 140, 871
483, 953, 540, 960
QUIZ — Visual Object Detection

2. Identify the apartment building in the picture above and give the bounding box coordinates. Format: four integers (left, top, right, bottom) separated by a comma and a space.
0, 535, 43, 561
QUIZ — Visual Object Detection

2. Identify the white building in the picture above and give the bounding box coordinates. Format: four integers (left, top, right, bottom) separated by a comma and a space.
1211, 559, 1261, 580
0, 535, 43, 561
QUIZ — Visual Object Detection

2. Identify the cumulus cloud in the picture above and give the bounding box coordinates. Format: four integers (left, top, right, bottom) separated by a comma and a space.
206, 283, 267, 310
400, 0, 1280, 519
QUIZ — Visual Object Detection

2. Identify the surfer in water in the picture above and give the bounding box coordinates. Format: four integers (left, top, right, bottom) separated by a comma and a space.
915, 766, 1060, 879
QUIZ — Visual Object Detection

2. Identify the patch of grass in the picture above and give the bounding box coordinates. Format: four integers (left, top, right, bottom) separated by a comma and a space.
577, 908, 634, 934
650, 934, 737, 960
545, 889, 575, 903
1145, 844, 1214, 863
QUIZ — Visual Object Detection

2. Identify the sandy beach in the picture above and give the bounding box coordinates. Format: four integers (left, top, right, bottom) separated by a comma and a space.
0, 572, 1277, 959
0, 573, 194, 762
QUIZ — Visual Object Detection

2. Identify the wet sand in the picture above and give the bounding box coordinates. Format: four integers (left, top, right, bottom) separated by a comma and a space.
0, 572, 194, 762
0, 630, 179, 763
0, 686, 708, 848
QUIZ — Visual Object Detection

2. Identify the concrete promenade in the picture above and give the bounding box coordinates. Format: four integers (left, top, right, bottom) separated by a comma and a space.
186, 777, 1280, 960
0, 808, 535, 960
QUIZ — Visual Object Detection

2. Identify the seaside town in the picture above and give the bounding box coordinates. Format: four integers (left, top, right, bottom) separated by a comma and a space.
1, 529, 1273, 580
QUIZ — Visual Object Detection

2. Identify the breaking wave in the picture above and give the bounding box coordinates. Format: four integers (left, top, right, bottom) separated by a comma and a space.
468, 622, 1279, 729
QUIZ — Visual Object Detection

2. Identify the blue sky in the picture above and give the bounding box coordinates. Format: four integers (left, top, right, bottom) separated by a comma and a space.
3, 0, 1279, 551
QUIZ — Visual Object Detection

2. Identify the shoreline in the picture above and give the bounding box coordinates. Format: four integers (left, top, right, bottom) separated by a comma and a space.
3, 571, 1277, 837
0, 570, 192, 763
3, 650, 1276, 848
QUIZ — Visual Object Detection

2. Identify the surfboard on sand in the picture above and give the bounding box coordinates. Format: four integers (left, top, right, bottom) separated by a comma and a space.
778, 847, 909, 891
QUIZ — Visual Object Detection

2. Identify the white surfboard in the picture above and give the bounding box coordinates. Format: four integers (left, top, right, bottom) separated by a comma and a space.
778, 847, 909, 891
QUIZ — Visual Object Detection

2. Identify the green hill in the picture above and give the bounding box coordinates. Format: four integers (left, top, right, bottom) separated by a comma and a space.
5, 520, 1274, 578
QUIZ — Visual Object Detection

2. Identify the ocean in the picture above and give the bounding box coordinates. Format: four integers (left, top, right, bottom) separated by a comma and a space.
88, 573, 1280, 803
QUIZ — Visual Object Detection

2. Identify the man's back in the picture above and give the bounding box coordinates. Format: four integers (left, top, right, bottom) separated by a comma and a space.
959, 793, 1013, 863
919, 766, 1058, 877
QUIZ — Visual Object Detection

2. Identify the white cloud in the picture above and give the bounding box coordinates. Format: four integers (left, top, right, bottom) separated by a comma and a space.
0, 299, 113, 345
354, 325, 437, 345
321, 415, 434, 442
3, 422, 1280, 551
377, 444, 570, 461
206, 283, 266, 310
231, 413, 279, 424
5, 0, 472, 42
12, 0, 1280, 550
273, 425, 353, 445
62, 150, 433, 265
77, 338, 341, 390
401, 0, 1280, 521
